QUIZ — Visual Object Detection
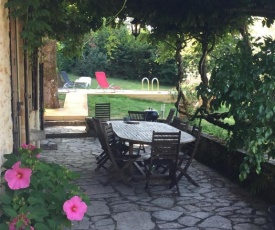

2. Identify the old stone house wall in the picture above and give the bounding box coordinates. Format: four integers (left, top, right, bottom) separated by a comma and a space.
0, 1, 44, 175
0, 1, 13, 165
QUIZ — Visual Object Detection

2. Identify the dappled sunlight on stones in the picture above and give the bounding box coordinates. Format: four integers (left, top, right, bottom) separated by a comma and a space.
215, 206, 242, 213
41, 136, 273, 230
234, 223, 266, 230
152, 210, 183, 221
189, 211, 211, 219
157, 222, 184, 229
88, 184, 115, 195
94, 218, 115, 230
198, 216, 232, 229
111, 202, 140, 212
182, 204, 201, 212
69, 216, 91, 230
113, 184, 136, 196
113, 211, 155, 230
151, 197, 174, 209
139, 205, 166, 212
87, 201, 110, 216
178, 215, 201, 226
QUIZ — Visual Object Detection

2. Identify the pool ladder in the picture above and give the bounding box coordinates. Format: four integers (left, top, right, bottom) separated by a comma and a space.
141, 77, 159, 91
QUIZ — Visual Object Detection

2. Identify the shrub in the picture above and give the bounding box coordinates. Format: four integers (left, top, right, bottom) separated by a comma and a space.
0, 144, 89, 230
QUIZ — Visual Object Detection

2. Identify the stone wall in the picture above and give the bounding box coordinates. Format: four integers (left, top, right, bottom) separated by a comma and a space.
0, 1, 13, 167
195, 132, 275, 204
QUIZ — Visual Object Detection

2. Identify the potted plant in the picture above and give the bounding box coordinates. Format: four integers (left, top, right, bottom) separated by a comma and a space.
0, 144, 89, 229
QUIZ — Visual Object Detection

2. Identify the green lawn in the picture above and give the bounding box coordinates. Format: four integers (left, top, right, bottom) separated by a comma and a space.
68, 73, 174, 90
87, 95, 175, 119
60, 73, 233, 140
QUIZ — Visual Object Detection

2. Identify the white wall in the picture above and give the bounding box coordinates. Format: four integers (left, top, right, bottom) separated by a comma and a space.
0, 1, 13, 164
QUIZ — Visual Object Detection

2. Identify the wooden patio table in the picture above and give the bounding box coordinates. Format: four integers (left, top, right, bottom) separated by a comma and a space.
108, 120, 195, 176
108, 120, 195, 154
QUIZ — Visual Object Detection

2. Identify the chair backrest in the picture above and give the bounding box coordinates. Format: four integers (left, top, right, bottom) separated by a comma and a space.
60, 71, 71, 83
101, 123, 120, 169
128, 111, 148, 121
180, 121, 189, 132
95, 72, 110, 88
165, 108, 176, 124
95, 103, 110, 120
103, 123, 118, 146
170, 116, 182, 129
93, 118, 107, 149
151, 131, 181, 161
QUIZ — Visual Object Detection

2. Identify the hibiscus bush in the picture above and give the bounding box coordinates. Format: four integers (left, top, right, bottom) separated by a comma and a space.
0, 144, 89, 230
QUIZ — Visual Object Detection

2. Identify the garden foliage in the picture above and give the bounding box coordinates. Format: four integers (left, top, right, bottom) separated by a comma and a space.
57, 25, 178, 85
205, 35, 275, 180
0, 144, 89, 230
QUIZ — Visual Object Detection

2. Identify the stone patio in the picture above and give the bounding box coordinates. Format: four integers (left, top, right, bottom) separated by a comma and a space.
40, 136, 273, 230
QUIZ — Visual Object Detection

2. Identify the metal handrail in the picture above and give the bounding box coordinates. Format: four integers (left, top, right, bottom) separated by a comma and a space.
151, 78, 159, 91
142, 77, 150, 91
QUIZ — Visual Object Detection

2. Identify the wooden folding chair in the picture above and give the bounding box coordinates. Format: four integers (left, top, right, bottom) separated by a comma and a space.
94, 118, 128, 171
128, 111, 148, 153
158, 108, 176, 124
144, 131, 181, 196
95, 103, 110, 121
93, 118, 109, 171
102, 123, 140, 185
180, 121, 189, 132
128, 111, 148, 121
176, 125, 202, 187
170, 116, 182, 129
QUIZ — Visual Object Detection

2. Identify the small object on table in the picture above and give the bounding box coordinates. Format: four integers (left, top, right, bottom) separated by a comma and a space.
126, 121, 139, 124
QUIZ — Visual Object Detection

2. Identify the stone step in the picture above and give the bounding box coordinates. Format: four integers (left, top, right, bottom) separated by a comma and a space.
44, 126, 88, 138
45, 120, 86, 127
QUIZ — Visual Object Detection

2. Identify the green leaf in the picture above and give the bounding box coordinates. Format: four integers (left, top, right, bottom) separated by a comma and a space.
28, 205, 49, 219
2, 206, 18, 218
2, 153, 18, 168
34, 223, 50, 230
47, 219, 57, 229
0, 194, 12, 204
28, 197, 43, 205
0, 223, 8, 230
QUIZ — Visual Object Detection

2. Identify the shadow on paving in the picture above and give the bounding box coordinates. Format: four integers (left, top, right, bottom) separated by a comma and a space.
41, 137, 273, 230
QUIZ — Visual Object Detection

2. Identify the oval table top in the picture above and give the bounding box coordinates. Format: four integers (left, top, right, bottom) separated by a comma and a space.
108, 120, 195, 145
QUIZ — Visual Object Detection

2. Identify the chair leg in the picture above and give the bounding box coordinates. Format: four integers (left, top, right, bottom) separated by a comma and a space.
95, 156, 109, 171
103, 160, 136, 187
137, 144, 146, 154
96, 151, 106, 160
177, 167, 199, 187
96, 153, 107, 164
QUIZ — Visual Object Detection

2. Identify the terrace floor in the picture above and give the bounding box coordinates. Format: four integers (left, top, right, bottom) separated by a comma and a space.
41, 132, 273, 230
42, 88, 274, 229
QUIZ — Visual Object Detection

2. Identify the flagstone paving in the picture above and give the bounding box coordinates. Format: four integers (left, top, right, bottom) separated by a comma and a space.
41, 137, 273, 230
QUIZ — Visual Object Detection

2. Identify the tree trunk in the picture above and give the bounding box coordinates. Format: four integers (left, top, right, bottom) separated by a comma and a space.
42, 39, 60, 108
198, 32, 215, 109
174, 38, 189, 118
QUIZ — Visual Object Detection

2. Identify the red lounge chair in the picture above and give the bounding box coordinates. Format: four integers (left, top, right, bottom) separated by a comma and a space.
95, 72, 121, 90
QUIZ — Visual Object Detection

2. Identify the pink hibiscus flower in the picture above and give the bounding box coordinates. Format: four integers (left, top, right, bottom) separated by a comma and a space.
4, 161, 32, 190
21, 144, 36, 151
63, 196, 88, 221
8, 213, 34, 230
